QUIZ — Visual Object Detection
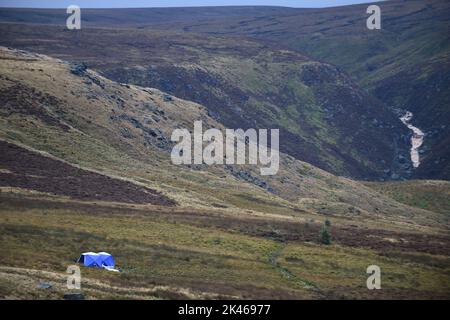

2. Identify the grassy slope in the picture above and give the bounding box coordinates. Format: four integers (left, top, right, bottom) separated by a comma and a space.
365, 180, 450, 215
0, 23, 410, 180
0, 47, 449, 299
2, 197, 449, 300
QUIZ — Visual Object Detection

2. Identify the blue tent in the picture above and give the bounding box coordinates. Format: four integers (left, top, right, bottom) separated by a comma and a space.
77, 252, 115, 268
77, 252, 103, 268
98, 252, 115, 268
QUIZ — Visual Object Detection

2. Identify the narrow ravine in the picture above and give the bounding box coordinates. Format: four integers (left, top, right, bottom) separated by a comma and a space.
400, 111, 424, 168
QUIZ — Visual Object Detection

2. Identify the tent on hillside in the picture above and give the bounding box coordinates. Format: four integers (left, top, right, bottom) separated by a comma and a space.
77, 252, 103, 268
77, 252, 115, 269
98, 252, 115, 268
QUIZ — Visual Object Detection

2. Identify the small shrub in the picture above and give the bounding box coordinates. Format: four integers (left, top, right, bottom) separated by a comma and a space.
319, 224, 331, 245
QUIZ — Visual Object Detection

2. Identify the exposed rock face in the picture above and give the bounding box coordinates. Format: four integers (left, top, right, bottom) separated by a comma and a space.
70, 63, 87, 76
225, 165, 274, 193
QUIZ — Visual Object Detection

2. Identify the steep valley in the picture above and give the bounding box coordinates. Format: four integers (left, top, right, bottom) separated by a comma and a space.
0, 1, 449, 301
0, 22, 411, 180
0, 46, 449, 299
3, 0, 443, 179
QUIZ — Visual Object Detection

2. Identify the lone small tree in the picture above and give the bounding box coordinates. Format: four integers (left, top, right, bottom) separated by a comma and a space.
319, 223, 331, 245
